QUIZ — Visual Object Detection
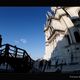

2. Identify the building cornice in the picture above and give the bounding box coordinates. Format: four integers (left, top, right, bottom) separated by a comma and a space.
44, 25, 51, 32
47, 30, 65, 43
44, 13, 68, 32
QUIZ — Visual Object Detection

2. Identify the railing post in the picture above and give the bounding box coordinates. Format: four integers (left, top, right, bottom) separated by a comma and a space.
23, 50, 26, 58
14, 46, 18, 58
0, 34, 2, 47
4, 44, 10, 57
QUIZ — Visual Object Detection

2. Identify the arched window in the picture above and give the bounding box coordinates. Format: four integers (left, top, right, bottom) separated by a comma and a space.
78, 11, 80, 17
74, 31, 80, 43
66, 35, 71, 45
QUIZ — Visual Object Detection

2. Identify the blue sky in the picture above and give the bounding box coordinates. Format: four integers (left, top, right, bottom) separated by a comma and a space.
0, 7, 50, 60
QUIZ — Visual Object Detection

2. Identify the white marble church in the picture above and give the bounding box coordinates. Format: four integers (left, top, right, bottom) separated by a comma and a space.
34, 7, 80, 73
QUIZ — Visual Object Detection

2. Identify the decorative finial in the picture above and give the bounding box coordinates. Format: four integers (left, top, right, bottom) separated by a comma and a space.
47, 11, 52, 17
46, 14, 49, 19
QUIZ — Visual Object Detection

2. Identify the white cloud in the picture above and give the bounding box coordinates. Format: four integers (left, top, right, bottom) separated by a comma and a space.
15, 38, 27, 44
15, 40, 19, 43
20, 39, 27, 44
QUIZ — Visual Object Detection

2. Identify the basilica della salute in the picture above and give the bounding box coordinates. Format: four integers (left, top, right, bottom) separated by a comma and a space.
0, 7, 80, 74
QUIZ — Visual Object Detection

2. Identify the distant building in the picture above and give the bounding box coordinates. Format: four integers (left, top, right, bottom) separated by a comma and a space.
43, 7, 80, 72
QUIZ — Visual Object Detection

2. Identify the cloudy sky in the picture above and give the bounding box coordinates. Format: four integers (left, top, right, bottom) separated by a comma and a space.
0, 7, 51, 60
